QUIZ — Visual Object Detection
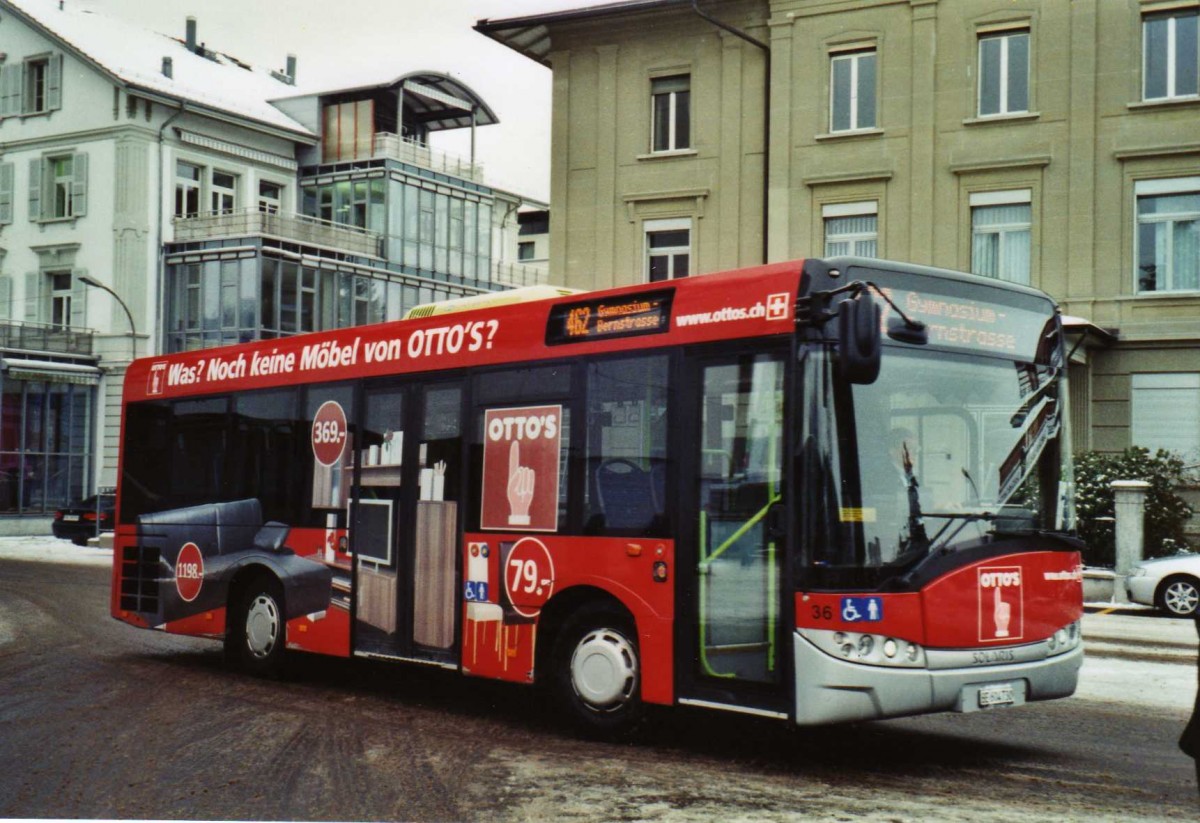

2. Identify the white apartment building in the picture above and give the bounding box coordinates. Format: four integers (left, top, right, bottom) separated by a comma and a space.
0, 0, 545, 532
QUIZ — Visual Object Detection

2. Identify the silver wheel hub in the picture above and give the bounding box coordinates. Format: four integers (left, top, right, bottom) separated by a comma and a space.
570, 628, 637, 711
246, 594, 280, 659
1165, 582, 1198, 615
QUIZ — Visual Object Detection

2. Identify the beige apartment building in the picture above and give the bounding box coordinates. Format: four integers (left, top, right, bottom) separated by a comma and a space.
479, 0, 1200, 463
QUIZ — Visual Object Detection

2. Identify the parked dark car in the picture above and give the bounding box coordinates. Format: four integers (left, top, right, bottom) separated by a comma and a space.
52, 496, 115, 546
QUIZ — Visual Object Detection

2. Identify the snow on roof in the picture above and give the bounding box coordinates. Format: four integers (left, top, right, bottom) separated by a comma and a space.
4, 0, 313, 137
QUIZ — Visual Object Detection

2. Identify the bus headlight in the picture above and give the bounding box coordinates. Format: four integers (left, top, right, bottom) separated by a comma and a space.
1045, 620, 1081, 658
798, 628, 926, 668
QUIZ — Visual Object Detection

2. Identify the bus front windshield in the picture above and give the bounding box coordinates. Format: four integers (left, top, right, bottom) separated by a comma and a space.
839, 346, 1071, 572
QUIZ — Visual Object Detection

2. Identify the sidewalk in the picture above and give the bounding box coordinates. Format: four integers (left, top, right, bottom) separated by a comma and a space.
1082, 609, 1197, 665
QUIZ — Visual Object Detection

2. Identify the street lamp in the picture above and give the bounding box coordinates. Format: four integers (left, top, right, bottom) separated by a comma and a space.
77, 274, 137, 360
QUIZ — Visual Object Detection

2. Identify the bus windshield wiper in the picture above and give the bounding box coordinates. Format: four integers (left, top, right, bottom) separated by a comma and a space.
898, 443, 930, 557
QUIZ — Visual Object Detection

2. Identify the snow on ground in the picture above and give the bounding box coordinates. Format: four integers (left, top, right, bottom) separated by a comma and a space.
1076, 656, 1192, 711
0, 534, 113, 566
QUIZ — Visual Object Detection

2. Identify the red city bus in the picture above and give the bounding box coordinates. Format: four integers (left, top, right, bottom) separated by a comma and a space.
112, 257, 1083, 732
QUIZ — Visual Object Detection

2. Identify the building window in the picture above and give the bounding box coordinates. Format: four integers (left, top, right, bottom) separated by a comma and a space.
28, 153, 86, 222
645, 218, 691, 282
50, 157, 73, 219
210, 171, 237, 214
24, 57, 49, 114
1, 54, 61, 117
1132, 373, 1200, 462
0, 379, 93, 515
1136, 178, 1200, 294
970, 191, 1031, 285
978, 30, 1030, 116
258, 181, 283, 213
830, 49, 877, 132
49, 272, 72, 330
651, 75, 690, 153
823, 202, 878, 257
517, 241, 535, 261
1144, 10, 1199, 101
175, 162, 202, 218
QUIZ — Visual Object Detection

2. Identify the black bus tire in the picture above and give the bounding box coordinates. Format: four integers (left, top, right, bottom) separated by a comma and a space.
551, 604, 642, 736
226, 576, 286, 678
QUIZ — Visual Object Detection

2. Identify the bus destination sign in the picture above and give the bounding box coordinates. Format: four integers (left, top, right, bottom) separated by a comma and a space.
546, 289, 674, 345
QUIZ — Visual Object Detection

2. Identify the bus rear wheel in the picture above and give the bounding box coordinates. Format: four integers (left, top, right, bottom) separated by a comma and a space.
552, 605, 642, 735
226, 576, 286, 677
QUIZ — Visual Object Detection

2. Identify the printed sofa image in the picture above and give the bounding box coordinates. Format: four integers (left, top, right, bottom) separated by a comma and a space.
131, 498, 333, 626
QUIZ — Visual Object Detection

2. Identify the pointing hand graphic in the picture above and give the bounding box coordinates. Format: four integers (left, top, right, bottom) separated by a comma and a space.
507, 440, 535, 526
993, 586, 1011, 638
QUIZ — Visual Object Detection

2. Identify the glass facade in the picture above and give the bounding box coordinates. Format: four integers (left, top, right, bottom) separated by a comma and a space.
0, 377, 91, 514
302, 174, 493, 282
165, 247, 482, 353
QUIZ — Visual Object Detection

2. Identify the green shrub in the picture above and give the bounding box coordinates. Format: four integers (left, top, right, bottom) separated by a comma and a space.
1073, 447, 1194, 567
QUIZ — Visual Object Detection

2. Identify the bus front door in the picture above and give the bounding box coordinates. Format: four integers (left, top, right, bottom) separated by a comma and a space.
352, 381, 463, 666
683, 351, 787, 712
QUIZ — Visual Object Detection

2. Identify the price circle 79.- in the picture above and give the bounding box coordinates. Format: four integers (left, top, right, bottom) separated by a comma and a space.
504, 537, 555, 618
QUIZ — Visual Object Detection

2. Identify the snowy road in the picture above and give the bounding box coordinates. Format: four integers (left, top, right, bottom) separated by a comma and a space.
1, 534, 1192, 711
0, 536, 1196, 821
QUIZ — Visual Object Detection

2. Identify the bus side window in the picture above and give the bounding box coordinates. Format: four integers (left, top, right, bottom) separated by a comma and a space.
584, 354, 670, 536
470, 364, 574, 533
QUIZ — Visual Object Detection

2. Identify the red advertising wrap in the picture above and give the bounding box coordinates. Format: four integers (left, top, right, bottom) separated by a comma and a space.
480, 405, 562, 532
110, 256, 1082, 732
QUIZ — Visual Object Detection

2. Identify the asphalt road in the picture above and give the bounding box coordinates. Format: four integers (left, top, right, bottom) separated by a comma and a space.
0, 557, 1196, 822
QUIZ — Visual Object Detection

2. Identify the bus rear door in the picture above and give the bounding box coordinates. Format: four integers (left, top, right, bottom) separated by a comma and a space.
352, 380, 463, 666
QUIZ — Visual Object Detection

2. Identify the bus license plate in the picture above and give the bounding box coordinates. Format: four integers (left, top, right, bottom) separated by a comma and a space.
978, 683, 1016, 708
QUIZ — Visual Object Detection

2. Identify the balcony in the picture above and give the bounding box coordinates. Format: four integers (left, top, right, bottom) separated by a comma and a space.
372, 133, 484, 183
490, 260, 550, 289
0, 320, 93, 356
172, 209, 382, 259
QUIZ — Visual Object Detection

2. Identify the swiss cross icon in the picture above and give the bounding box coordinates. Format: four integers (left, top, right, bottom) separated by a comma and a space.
766, 293, 790, 322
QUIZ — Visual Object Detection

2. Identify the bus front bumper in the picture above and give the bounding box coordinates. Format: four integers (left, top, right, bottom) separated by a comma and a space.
792, 630, 1083, 726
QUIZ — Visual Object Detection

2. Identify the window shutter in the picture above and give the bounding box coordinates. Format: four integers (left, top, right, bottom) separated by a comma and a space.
0, 162, 13, 224
0, 276, 12, 321
47, 54, 63, 112
24, 272, 41, 322
0, 65, 18, 117
70, 152, 87, 217
28, 158, 42, 221
71, 268, 87, 329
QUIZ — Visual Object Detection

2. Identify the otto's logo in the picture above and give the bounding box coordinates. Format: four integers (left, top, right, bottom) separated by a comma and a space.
147, 362, 167, 396
978, 565, 1023, 643
979, 570, 1022, 588
175, 542, 204, 603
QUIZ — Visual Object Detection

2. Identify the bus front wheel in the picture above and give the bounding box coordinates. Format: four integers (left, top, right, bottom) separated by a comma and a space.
226, 576, 286, 678
551, 605, 642, 735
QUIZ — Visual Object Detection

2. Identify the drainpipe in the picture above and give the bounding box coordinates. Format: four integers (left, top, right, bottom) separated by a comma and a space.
156, 101, 187, 355
689, 0, 769, 264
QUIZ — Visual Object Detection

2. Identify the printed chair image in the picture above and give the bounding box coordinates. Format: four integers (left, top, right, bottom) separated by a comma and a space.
464, 543, 503, 664
499, 540, 539, 672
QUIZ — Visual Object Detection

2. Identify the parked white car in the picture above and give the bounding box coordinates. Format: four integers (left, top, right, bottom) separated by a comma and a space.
1126, 554, 1200, 617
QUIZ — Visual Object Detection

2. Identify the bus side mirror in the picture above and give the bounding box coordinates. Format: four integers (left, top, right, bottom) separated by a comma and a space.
838, 293, 881, 384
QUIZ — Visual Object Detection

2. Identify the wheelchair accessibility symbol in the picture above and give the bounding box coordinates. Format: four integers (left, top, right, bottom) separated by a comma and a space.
841, 596, 883, 623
